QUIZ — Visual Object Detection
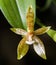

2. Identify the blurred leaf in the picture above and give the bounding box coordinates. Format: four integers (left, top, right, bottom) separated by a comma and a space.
53, 0, 56, 5
16, 0, 36, 30
33, 36, 46, 59
0, 0, 23, 28
37, 0, 53, 11
17, 37, 29, 60
47, 29, 56, 42
54, 0, 56, 2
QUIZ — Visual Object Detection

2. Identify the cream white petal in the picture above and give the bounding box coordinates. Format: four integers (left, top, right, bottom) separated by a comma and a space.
10, 28, 27, 35
33, 36, 46, 59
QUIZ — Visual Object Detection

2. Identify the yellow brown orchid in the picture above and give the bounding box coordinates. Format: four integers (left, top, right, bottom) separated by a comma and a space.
10, 6, 51, 60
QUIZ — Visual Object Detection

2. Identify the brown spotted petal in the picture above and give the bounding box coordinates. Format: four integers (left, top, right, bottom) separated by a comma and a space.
33, 36, 46, 59
34, 26, 51, 35
10, 28, 27, 35
17, 37, 29, 60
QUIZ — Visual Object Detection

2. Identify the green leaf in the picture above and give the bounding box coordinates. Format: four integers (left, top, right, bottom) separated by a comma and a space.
37, 0, 53, 11
47, 29, 56, 42
0, 0, 23, 28
17, 37, 29, 60
33, 36, 47, 59
16, 0, 36, 30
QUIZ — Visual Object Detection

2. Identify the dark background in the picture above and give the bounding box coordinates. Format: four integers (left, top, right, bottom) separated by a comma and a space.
0, 1, 56, 65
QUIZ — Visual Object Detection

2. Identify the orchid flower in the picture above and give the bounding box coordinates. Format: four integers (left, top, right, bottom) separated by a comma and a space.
10, 6, 51, 60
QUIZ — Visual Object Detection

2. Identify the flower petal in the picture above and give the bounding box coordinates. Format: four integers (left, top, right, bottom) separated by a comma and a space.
33, 36, 46, 59
34, 26, 51, 35
26, 6, 34, 33
17, 37, 29, 60
10, 28, 27, 35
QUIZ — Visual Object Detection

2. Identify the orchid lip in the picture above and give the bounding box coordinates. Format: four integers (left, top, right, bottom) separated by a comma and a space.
26, 40, 35, 45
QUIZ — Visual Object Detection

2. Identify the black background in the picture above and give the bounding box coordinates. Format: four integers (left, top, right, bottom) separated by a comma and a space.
0, 1, 56, 65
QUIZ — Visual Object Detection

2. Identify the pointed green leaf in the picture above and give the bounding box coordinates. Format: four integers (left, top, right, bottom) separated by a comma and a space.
34, 26, 51, 35
16, 0, 36, 30
47, 29, 56, 42
0, 0, 23, 28
17, 37, 29, 60
33, 36, 46, 59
